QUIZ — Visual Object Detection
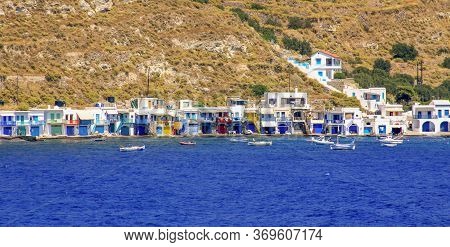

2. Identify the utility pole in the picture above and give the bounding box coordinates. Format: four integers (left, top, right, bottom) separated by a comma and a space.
419, 60, 423, 85
416, 60, 419, 86
146, 67, 150, 97
15, 75, 19, 105
416, 60, 424, 85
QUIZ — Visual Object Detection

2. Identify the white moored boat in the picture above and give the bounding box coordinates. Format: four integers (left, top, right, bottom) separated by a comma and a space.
381, 143, 397, 147
248, 139, 272, 146
379, 135, 403, 144
330, 137, 355, 150
230, 138, 249, 143
119, 145, 145, 152
310, 136, 334, 145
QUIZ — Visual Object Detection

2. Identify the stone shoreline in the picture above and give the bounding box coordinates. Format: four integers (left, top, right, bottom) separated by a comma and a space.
1, 132, 449, 142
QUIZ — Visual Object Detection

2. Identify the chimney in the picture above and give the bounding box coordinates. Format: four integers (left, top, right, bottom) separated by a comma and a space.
294, 87, 298, 94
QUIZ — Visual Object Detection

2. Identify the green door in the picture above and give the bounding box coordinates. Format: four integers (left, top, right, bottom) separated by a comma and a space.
17, 126, 27, 136
51, 125, 62, 136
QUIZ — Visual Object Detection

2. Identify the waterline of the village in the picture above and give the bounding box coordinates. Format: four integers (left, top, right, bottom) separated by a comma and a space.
0, 136, 449, 226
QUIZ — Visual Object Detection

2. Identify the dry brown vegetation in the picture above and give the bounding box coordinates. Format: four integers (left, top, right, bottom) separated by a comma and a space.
1, 0, 448, 110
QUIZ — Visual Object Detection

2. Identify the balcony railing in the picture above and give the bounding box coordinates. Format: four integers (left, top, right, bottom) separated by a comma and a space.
64, 120, 79, 125
16, 120, 30, 126
108, 119, 119, 123
413, 115, 438, 119
326, 120, 344, 124
46, 119, 64, 124
119, 119, 135, 124
276, 117, 292, 122
30, 120, 46, 125
0, 121, 16, 126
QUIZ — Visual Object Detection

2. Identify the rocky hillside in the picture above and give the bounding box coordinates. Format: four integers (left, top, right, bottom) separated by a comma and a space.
233, 0, 449, 86
0, 0, 448, 109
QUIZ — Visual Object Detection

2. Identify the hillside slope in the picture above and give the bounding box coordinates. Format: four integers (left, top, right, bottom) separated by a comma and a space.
231, 0, 449, 85
1, 0, 448, 110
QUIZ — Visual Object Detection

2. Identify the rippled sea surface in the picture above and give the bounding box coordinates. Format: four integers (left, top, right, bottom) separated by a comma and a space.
0, 136, 449, 226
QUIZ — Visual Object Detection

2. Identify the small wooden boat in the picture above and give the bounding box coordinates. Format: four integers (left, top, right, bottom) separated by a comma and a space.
230, 138, 249, 143
310, 136, 334, 145
119, 145, 145, 152
179, 141, 196, 145
248, 139, 272, 146
379, 135, 403, 144
330, 137, 355, 150
381, 143, 397, 147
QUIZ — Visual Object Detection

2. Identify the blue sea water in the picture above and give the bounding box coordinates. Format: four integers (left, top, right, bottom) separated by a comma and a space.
0, 137, 449, 227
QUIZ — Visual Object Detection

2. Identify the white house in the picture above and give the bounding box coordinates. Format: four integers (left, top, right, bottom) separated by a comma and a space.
343, 86, 386, 113
178, 99, 200, 135
297, 50, 342, 83
324, 107, 364, 135
412, 100, 450, 134
261, 89, 310, 134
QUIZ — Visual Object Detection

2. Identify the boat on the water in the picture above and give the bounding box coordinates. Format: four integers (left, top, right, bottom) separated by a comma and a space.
381, 143, 398, 147
330, 137, 355, 150
119, 145, 145, 152
379, 135, 403, 144
310, 136, 334, 145
94, 138, 106, 142
230, 138, 249, 143
179, 141, 196, 145
248, 139, 272, 146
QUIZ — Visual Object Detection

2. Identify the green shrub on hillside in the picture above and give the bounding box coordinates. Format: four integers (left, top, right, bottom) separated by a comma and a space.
287, 17, 313, 29
282, 36, 311, 55
373, 58, 391, 73
231, 8, 250, 22
250, 84, 268, 97
392, 73, 415, 85
250, 3, 266, 10
193, 0, 208, 4
391, 43, 418, 61
334, 72, 346, 79
231, 8, 276, 43
442, 57, 450, 69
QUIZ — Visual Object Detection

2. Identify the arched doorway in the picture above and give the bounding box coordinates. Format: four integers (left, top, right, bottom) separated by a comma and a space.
348, 124, 358, 134
422, 121, 435, 132
440, 122, 449, 132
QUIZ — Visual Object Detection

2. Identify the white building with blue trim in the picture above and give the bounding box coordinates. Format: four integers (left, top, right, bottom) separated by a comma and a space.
412, 100, 450, 134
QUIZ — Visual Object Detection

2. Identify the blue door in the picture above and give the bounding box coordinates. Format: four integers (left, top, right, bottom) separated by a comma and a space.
3, 127, 12, 136
121, 126, 130, 136
313, 124, 323, 134
378, 125, 386, 134
66, 126, 75, 136
109, 124, 115, 133
246, 123, 256, 132
233, 124, 242, 134
30, 126, 40, 137
79, 126, 88, 136
95, 126, 105, 134
156, 126, 162, 135
278, 124, 288, 134
422, 122, 434, 132
439, 122, 448, 132
136, 126, 146, 135
331, 126, 340, 134
349, 124, 358, 134
202, 123, 212, 134
364, 127, 372, 135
